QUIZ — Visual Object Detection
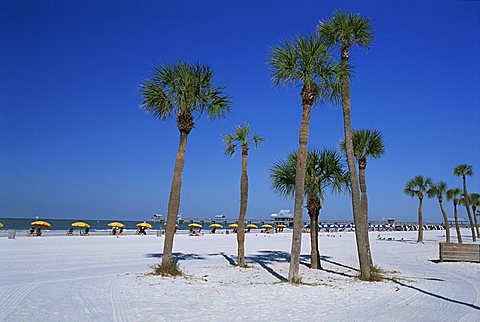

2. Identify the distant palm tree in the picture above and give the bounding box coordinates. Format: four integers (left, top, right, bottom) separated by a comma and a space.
270, 149, 349, 269
404, 176, 432, 243
318, 11, 374, 280
270, 35, 342, 282
468, 193, 480, 237
340, 129, 384, 265
453, 164, 475, 242
427, 182, 450, 243
224, 123, 264, 267
446, 188, 463, 243
141, 62, 231, 265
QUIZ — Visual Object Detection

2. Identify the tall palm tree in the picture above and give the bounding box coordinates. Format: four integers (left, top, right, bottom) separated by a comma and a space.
446, 188, 463, 243
340, 129, 384, 264
270, 149, 349, 269
318, 11, 374, 280
270, 35, 342, 282
141, 62, 231, 265
427, 181, 450, 243
404, 176, 432, 243
453, 164, 475, 242
469, 193, 480, 237
224, 123, 264, 267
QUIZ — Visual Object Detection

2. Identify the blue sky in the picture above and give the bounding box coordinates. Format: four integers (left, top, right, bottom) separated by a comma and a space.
1, 0, 479, 222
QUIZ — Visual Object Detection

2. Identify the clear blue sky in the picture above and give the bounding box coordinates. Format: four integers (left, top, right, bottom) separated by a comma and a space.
1, 0, 479, 222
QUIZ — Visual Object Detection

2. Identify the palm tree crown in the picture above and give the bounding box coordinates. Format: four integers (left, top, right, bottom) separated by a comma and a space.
317, 11, 374, 52
446, 188, 462, 203
427, 181, 448, 200
404, 176, 432, 199
471, 193, 480, 208
141, 62, 231, 130
223, 123, 264, 157
453, 164, 473, 177
340, 129, 385, 162
270, 149, 349, 201
270, 35, 342, 104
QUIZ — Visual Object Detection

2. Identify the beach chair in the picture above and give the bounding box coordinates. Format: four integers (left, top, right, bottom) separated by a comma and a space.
67, 228, 74, 236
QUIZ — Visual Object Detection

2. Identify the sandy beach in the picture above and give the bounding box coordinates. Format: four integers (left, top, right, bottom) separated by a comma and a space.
1, 229, 478, 321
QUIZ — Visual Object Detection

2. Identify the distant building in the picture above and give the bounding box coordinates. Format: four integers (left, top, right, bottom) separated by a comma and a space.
447, 218, 468, 225
271, 210, 294, 224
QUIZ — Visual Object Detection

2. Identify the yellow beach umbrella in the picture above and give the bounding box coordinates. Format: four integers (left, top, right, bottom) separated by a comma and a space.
188, 223, 202, 228
246, 224, 258, 229
31, 221, 51, 229
210, 223, 223, 229
262, 224, 273, 229
136, 222, 153, 229
0, 223, 3, 228
108, 222, 125, 228
228, 224, 238, 228
72, 222, 90, 228
277, 224, 287, 228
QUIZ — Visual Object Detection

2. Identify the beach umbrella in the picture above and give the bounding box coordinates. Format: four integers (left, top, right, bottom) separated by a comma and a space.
108, 222, 125, 228
31, 221, 51, 229
136, 222, 153, 229
72, 222, 90, 228
277, 224, 286, 228
209, 224, 223, 229
262, 224, 273, 229
0, 223, 3, 228
228, 224, 238, 228
188, 223, 202, 228
246, 224, 258, 229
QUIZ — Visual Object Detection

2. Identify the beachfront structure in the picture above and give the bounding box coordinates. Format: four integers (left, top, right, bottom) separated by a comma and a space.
271, 210, 294, 225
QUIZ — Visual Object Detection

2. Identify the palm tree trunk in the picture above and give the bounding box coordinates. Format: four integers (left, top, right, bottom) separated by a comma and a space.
288, 87, 313, 283
417, 197, 424, 243
453, 201, 462, 244
462, 176, 476, 242
314, 210, 321, 269
358, 159, 373, 267
340, 48, 371, 280
237, 144, 248, 267
472, 205, 480, 237
438, 198, 450, 243
307, 195, 321, 269
162, 130, 189, 264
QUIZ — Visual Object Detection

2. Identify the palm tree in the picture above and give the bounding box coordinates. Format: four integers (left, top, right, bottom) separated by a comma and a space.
470, 193, 480, 237
270, 35, 342, 282
270, 149, 349, 269
446, 188, 463, 243
453, 164, 475, 242
224, 123, 264, 267
141, 62, 231, 265
404, 176, 432, 243
427, 182, 450, 243
318, 11, 374, 280
340, 129, 384, 264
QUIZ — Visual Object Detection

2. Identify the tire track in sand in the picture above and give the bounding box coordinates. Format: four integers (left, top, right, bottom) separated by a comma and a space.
0, 284, 37, 321
110, 279, 134, 322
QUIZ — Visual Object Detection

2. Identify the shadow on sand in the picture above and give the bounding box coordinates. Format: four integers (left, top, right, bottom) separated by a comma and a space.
146, 251, 479, 311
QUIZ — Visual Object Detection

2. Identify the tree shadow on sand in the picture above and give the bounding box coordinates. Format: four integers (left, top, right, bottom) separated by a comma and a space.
145, 252, 206, 261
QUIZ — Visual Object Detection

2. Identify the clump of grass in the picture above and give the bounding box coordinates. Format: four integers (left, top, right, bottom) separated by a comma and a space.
358, 265, 385, 282
150, 259, 183, 277
289, 277, 303, 285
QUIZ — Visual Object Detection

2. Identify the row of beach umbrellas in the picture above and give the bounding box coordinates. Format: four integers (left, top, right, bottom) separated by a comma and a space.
188, 223, 286, 229
0, 221, 287, 230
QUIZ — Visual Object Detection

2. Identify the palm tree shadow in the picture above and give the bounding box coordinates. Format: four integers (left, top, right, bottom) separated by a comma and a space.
145, 252, 206, 261
389, 278, 480, 311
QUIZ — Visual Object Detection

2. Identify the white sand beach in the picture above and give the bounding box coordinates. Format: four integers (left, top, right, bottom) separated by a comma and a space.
1, 230, 479, 321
